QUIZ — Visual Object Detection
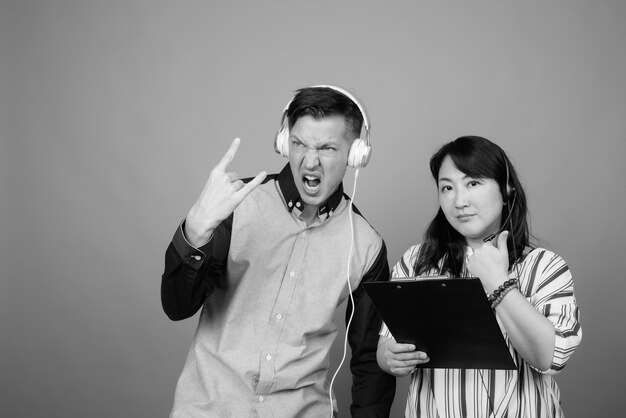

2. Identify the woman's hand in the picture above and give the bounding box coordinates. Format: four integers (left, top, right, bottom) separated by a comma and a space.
376, 336, 429, 377
467, 231, 511, 293
468, 231, 556, 370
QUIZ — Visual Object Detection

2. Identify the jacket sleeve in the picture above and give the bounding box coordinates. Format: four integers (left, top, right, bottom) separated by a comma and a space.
348, 240, 396, 417
160, 216, 232, 321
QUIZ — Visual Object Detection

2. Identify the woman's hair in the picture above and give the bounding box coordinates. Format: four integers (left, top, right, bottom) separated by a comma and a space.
414, 136, 531, 277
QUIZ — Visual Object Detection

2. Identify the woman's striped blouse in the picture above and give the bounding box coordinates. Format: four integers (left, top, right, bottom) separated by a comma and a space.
380, 245, 582, 418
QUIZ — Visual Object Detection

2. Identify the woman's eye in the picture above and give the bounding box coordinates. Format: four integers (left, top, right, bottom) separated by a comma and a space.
440, 185, 452, 192
468, 180, 480, 187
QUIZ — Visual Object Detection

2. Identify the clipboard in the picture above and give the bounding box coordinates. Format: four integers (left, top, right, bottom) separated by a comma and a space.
364, 277, 516, 370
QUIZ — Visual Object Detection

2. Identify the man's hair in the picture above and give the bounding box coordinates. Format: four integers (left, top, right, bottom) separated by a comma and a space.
285, 87, 363, 139
415, 135, 531, 277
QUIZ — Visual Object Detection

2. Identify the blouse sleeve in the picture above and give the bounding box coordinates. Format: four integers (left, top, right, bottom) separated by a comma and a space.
522, 249, 582, 374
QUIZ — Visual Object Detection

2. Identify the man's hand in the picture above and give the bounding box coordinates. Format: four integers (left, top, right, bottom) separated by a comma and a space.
185, 138, 267, 247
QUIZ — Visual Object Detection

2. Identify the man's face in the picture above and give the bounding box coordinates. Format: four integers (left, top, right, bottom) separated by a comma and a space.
288, 115, 353, 219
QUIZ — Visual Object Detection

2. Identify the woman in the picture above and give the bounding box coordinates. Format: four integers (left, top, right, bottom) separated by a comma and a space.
377, 136, 581, 417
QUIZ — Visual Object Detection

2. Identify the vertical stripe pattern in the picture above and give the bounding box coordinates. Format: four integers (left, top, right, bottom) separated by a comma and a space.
380, 245, 582, 417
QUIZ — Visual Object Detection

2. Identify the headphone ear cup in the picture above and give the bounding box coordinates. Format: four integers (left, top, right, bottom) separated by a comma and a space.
348, 138, 372, 168
506, 184, 515, 197
274, 122, 289, 157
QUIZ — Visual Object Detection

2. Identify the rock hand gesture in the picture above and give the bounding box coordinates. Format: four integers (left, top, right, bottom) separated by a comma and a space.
184, 138, 267, 247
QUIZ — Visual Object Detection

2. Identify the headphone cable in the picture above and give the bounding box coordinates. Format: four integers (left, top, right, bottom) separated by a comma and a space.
328, 168, 359, 418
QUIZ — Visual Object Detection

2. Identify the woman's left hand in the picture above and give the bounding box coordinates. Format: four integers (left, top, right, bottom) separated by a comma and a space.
467, 231, 510, 293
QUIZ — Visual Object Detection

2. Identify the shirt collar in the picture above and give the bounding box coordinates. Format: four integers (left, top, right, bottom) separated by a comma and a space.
277, 163, 344, 216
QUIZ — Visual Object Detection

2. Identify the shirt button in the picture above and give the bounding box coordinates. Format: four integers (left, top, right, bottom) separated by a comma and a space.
289, 271, 295, 277
192, 255, 201, 261
275, 313, 282, 320
259, 395, 264, 402
296, 202, 301, 208
266, 354, 272, 361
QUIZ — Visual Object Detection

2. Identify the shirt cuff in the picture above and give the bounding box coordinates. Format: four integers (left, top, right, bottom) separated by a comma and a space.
379, 322, 392, 338
172, 220, 213, 270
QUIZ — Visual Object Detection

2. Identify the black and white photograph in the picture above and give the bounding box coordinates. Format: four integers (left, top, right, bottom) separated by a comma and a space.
1, 1, 624, 417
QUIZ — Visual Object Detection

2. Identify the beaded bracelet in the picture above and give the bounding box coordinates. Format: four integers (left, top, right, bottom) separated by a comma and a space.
487, 278, 518, 305
490, 283, 518, 309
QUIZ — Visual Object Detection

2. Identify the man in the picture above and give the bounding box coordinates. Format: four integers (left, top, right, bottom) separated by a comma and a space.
161, 86, 395, 417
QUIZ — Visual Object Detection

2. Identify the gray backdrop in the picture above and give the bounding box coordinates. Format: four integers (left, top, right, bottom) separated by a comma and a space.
2, 1, 624, 417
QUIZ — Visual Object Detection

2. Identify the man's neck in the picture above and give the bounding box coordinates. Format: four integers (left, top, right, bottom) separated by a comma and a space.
301, 205, 319, 226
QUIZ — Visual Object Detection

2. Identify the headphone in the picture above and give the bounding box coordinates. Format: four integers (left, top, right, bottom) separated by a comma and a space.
503, 150, 516, 200
274, 85, 372, 168
483, 150, 516, 243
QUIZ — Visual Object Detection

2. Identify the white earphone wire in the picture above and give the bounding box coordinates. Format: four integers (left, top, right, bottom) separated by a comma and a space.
328, 168, 360, 418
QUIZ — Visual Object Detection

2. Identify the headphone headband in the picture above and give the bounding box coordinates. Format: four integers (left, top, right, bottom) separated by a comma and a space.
309, 85, 370, 145
275, 85, 372, 167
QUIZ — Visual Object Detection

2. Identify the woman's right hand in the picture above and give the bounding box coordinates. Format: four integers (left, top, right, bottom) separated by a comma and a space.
376, 336, 430, 377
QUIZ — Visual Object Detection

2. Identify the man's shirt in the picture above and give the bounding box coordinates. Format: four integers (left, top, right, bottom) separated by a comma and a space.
162, 164, 395, 417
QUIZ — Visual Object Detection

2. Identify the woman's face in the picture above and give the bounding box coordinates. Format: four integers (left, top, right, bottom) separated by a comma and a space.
437, 155, 505, 248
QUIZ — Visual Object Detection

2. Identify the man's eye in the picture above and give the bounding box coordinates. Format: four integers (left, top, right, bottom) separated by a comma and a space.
440, 185, 452, 192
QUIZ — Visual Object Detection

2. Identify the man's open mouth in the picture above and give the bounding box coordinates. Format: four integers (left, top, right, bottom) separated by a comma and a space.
303, 175, 321, 192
